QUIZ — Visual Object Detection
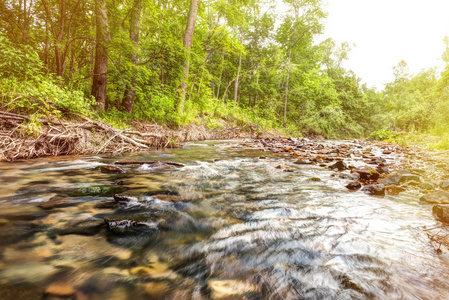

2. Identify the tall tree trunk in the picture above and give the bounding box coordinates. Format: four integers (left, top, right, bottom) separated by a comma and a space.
234, 32, 243, 104
91, 0, 110, 110
121, 0, 142, 113
284, 26, 296, 126
178, 0, 199, 115
54, 0, 66, 78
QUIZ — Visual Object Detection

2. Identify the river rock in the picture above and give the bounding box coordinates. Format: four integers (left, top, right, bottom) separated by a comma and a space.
105, 219, 160, 235
367, 157, 387, 165
294, 159, 312, 165
378, 172, 401, 185
330, 160, 347, 171
356, 168, 379, 181
440, 180, 449, 189
113, 194, 139, 204
38, 196, 83, 209
385, 185, 406, 195
100, 165, 125, 174
432, 205, 449, 223
419, 182, 436, 190
69, 186, 124, 197
362, 184, 385, 196
346, 181, 361, 190
44, 282, 77, 298
420, 191, 449, 204
398, 174, 421, 184
376, 166, 390, 174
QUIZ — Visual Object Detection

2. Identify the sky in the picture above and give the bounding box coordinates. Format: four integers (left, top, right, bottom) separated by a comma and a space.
318, 0, 449, 89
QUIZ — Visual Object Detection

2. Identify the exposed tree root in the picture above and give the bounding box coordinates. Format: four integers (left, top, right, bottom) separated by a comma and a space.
0, 111, 266, 161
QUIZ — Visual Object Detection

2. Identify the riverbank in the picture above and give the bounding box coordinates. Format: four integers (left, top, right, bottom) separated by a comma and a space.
0, 111, 270, 161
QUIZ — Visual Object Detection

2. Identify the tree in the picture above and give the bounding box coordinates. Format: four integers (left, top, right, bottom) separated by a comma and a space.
178, 0, 199, 115
121, 0, 143, 113
91, 0, 110, 110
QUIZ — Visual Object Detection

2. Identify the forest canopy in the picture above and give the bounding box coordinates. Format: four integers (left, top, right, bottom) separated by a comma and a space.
1, 0, 448, 139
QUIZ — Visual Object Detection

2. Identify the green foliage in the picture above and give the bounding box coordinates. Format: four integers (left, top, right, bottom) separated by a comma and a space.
368, 128, 400, 141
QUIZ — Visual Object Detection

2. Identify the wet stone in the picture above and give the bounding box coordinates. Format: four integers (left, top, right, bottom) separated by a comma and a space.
433, 205, 449, 223
330, 160, 347, 171
38, 196, 83, 209
398, 174, 421, 184
105, 219, 160, 235
419, 182, 436, 190
362, 184, 385, 196
356, 168, 380, 181
346, 181, 361, 190
294, 159, 312, 165
378, 172, 400, 186
385, 185, 406, 195
420, 191, 449, 204
69, 186, 124, 197
440, 180, 449, 189
100, 165, 125, 174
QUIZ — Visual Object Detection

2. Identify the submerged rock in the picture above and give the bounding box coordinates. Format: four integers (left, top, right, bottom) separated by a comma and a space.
38, 196, 83, 209
69, 186, 124, 197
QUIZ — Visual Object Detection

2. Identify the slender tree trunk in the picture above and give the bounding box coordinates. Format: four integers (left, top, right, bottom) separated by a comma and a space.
284, 26, 296, 126
216, 52, 225, 99
234, 32, 243, 104
121, 0, 142, 113
178, 0, 199, 115
91, 0, 110, 110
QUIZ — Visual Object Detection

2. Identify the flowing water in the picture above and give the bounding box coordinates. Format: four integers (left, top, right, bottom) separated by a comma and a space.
0, 140, 448, 299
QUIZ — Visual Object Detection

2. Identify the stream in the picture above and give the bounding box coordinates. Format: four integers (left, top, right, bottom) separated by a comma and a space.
0, 139, 449, 299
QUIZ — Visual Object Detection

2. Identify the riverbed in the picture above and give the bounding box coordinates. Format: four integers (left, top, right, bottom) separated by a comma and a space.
0, 139, 448, 299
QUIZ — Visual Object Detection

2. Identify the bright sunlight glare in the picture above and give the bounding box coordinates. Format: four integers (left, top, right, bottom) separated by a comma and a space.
319, 0, 449, 89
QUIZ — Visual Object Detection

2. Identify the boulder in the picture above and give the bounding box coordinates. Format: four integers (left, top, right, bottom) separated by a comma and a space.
432, 205, 449, 223
362, 184, 385, 196
420, 191, 449, 204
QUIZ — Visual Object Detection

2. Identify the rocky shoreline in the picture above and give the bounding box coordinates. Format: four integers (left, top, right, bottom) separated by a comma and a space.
252, 137, 449, 247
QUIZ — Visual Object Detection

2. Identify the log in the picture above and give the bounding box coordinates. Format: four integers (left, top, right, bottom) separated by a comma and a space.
114, 160, 186, 167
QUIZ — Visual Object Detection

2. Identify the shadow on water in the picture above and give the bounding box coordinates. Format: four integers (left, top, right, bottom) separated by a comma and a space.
0, 140, 448, 299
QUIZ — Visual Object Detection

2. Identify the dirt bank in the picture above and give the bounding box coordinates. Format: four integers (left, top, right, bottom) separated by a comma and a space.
0, 111, 267, 161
